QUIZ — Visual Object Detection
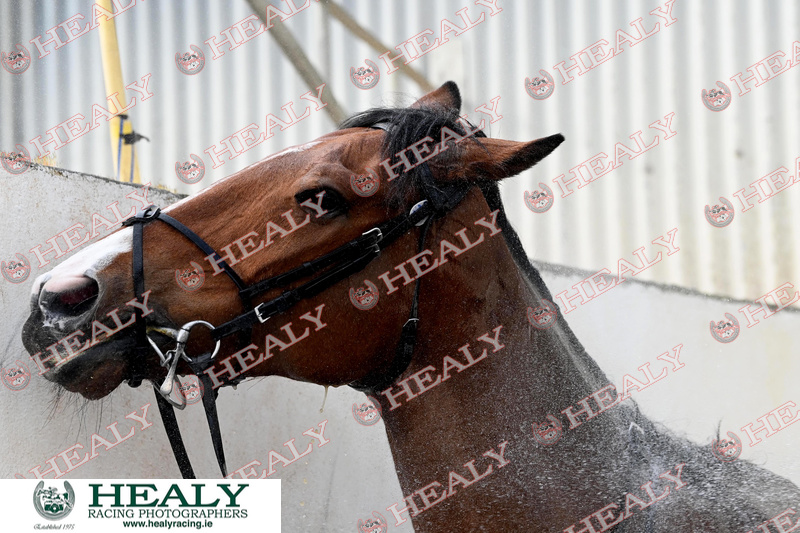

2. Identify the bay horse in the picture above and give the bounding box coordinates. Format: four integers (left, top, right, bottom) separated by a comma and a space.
22, 82, 800, 532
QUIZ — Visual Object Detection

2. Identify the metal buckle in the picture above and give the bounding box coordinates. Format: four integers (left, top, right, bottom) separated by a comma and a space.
254, 303, 271, 324
148, 320, 220, 409
362, 227, 383, 243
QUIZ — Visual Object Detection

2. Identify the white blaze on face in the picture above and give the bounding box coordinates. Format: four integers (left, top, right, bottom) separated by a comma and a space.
31, 227, 133, 301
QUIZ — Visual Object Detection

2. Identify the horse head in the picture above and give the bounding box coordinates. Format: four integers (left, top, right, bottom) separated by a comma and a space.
21, 81, 563, 404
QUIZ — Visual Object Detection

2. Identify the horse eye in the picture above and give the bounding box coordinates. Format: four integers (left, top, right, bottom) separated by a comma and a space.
295, 187, 348, 218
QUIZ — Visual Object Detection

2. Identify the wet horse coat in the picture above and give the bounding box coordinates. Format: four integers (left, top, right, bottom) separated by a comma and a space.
22, 82, 800, 532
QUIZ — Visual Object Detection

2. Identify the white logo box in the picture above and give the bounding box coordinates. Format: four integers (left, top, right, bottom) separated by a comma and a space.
1, 479, 280, 532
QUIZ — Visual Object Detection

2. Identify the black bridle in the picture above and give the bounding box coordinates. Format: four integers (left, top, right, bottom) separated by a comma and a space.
122, 158, 470, 479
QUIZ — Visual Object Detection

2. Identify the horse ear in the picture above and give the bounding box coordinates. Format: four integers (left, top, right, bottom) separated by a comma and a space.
411, 81, 461, 111
462, 134, 565, 180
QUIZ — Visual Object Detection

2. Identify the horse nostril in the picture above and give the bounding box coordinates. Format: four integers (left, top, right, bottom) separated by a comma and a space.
40, 275, 100, 317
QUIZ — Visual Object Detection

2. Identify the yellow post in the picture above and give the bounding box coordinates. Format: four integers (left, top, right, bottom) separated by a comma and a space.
96, 0, 141, 183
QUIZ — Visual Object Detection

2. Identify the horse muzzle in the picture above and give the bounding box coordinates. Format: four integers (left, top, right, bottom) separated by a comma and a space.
37, 272, 100, 325
21, 270, 133, 395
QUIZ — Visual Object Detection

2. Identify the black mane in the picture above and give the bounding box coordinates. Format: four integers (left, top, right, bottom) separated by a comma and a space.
339, 103, 800, 529
339, 105, 486, 210
339, 105, 554, 301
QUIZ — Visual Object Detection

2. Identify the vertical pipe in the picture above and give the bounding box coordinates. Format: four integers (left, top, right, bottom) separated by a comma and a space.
96, 0, 141, 183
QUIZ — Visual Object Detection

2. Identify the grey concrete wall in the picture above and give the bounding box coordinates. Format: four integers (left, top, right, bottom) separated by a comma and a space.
1, 165, 798, 532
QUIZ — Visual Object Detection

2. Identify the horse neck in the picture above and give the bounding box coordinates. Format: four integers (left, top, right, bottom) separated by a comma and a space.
373, 196, 647, 527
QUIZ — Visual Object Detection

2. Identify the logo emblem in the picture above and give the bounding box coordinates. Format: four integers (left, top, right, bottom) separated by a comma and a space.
527, 299, 558, 330
711, 431, 742, 462
350, 170, 380, 197
1, 253, 31, 283
352, 397, 382, 426
175, 154, 205, 184
349, 280, 379, 310
709, 312, 740, 343
701, 81, 732, 111
178, 376, 204, 405
523, 183, 555, 213
175, 44, 205, 75
1, 44, 31, 74
33, 481, 75, 520
350, 59, 380, 90
175, 261, 205, 292
2, 360, 31, 391
704, 197, 734, 228
1, 144, 31, 174
532, 415, 563, 446
525, 70, 555, 100
357, 511, 388, 533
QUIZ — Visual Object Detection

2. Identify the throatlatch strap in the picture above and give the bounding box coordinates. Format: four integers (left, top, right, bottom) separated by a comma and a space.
349, 217, 433, 393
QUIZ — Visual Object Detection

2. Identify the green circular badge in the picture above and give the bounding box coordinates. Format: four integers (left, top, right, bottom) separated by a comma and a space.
33, 481, 75, 521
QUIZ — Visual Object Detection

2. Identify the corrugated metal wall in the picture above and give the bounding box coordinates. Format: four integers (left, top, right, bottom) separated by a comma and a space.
2, 0, 798, 306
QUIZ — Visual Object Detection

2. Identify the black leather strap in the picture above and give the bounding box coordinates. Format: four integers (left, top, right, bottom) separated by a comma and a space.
124, 206, 166, 387
158, 212, 249, 296
212, 245, 380, 340
125, 206, 234, 479
209, 188, 458, 342
238, 228, 383, 301
199, 374, 227, 477
154, 390, 196, 479
349, 216, 433, 392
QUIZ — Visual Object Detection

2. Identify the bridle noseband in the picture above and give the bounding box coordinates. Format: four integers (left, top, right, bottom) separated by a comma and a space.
122, 154, 470, 479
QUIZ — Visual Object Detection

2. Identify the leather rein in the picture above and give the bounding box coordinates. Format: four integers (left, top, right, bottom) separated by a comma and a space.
122, 157, 470, 479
